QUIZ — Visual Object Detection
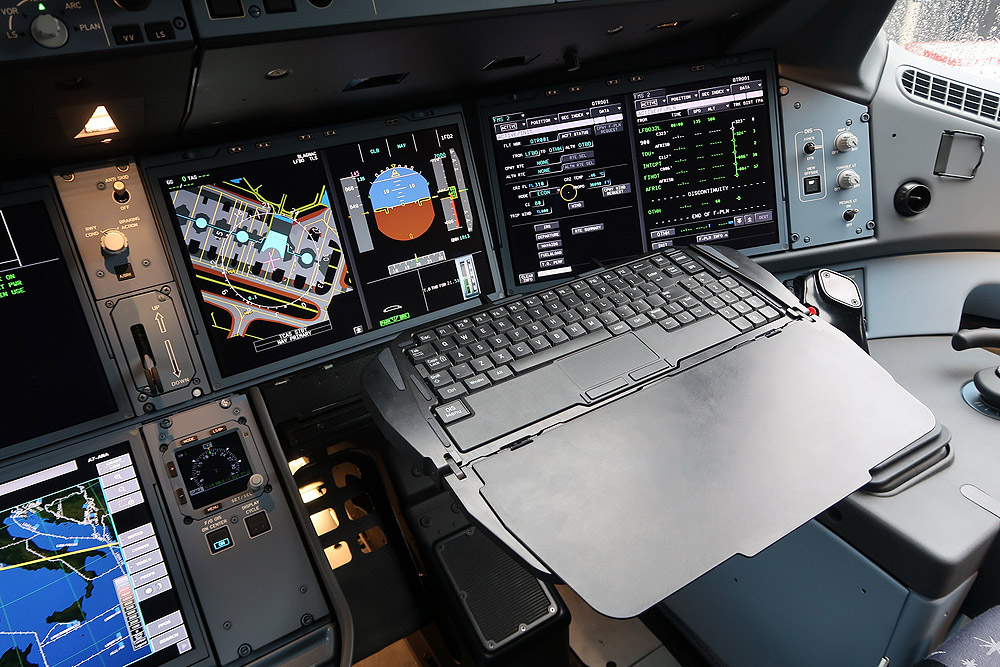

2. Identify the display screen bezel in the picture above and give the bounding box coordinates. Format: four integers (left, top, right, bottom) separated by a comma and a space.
477, 51, 789, 293
0, 181, 131, 461
141, 107, 504, 390
0, 432, 210, 667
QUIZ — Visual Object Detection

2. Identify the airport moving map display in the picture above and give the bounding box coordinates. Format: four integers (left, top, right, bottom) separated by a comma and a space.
0, 443, 191, 667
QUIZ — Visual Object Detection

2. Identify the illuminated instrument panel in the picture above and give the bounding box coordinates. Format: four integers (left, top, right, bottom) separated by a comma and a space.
481, 55, 786, 289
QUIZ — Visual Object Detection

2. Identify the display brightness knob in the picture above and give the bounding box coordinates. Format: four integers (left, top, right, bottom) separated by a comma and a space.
835, 132, 859, 152
248, 473, 265, 491
837, 169, 861, 189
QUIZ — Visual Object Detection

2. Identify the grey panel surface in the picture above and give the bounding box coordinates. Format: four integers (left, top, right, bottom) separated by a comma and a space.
664, 521, 909, 667
779, 79, 875, 249
472, 319, 935, 618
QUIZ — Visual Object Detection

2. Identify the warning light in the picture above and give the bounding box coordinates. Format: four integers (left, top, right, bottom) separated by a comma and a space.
74, 105, 120, 139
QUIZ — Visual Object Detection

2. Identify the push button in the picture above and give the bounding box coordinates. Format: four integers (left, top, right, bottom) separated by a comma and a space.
144, 22, 175, 41
206, 0, 244, 18
112, 24, 143, 45
803, 176, 822, 195
206, 526, 233, 554
245, 511, 271, 538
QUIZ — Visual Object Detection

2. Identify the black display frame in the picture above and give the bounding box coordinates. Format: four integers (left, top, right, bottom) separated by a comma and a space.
0, 430, 213, 667
141, 107, 505, 390
477, 51, 789, 292
0, 178, 132, 462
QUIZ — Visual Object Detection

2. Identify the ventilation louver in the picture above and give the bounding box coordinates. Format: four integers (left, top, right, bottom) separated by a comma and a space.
900, 67, 1000, 125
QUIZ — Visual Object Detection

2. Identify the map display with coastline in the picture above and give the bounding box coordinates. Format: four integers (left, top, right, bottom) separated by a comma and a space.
0, 479, 150, 667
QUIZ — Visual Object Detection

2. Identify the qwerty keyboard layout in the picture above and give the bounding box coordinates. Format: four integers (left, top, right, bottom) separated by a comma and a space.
403, 249, 784, 420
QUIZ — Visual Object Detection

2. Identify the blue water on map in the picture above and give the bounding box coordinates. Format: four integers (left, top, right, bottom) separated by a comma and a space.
0, 511, 152, 667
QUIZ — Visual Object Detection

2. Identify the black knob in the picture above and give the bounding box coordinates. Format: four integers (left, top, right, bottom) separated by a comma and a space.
894, 182, 931, 216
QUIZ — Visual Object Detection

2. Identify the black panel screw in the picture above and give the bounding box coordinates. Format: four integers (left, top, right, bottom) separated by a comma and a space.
159, 443, 168, 452
238, 644, 251, 657
183, 516, 193, 525
143, 404, 154, 413
866, 221, 876, 230
420, 516, 432, 527
301, 614, 313, 626
172, 17, 186, 30
160, 418, 172, 428
791, 233, 800, 242
223, 621, 232, 631
861, 112, 870, 122
248, 5, 261, 17
238, 416, 248, 425
96, 182, 106, 190
299, 586, 308, 594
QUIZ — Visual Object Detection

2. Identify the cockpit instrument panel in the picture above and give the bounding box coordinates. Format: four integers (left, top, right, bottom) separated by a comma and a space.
480, 52, 787, 290
145, 108, 501, 384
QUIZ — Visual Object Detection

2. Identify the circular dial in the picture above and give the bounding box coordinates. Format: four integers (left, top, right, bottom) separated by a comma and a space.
837, 169, 861, 189
189, 447, 246, 490
100, 229, 129, 256
30, 13, 67, 48
835, 132, 859, 152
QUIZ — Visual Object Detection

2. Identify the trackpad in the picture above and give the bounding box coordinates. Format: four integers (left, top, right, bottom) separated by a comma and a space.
556, 334, 657, 390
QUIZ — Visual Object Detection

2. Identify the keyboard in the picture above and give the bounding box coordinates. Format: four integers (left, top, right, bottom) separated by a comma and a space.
401, 247, 786, 425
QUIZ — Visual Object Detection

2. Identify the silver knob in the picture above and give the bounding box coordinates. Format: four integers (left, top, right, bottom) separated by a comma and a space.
248, 473, 265, 491
837, 169, 861, 189
835, 132, 859, 152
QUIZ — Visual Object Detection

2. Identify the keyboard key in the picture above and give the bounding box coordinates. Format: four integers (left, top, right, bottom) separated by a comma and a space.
490, 348, 515, 364
648, 307, 667, 321
528, 335, 552, 351
454, 331, 476, 345
546, 301, 567, 314
692, 286, 712, 299
646, 294, 666, 308
661, 317, 680, 331
487, 334, 510, 349
408, 343, 435, 361
528, 306, 548, 319
594, 298, 614, 311
614, 305, 636, 320
436, 399, 471, 424
435, 324, 457, 337
746, 296, 767, 310
507, 301, 526, 313
707, 281, 727, 294
526, 322, 547, 337
508, 327, 529, 342
433, 337, 457, 352
512, 312, 533, 326
733, 301, 752, 314
562, 295, 583, 308
472, 312, 492, 325
609, 293, 629, 306
425, 355, 451, 371
718, 306, 739, 320
426, 370, 452, 387
665, 302, 684, 315
487, 365, 515, 383
675, 311, 695, 325
597, 311, 620, 325
720, 277, 740, 288
556, 285, 575, 297
510, 342, 533, 358
470, 357, 495, 373
448, 348, 472, 364
489, 306, 510, 319
414, 330, 436, 344
436, 383, 468, 401
493, 317, 514, 332
733, 316, 753, 332
562, 309, 582, 323
468, 342, 491, 356
542, 315, 565, 330
524, 296, 542, 307
627, 314, 652, 329
633, 299, 652, 313
705, 296, 726, 310
453, 318, 474, 330
746, 311, 767, 327
733, 286, 752, 299
608, 321, 632, 335
578, 304, 599, 318
451, 363, 474, 380
547, 329, 570, 345
694, 271, 714, 285
565, 322, 587, 338
464, 374, 492, 391
679, 296, 699, 309
760, 306, 782, 321
720, 291, 739, 304
473, 324, 496, 338
689, 305, 712, 319
581, 317, 603, 332
540, 290, 559, 302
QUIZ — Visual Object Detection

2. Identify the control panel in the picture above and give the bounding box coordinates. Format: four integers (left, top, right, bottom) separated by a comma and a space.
55, 161, 205, 414
1, 0, 191, 59
141, 395, 328, 664
780, 79, 875, 249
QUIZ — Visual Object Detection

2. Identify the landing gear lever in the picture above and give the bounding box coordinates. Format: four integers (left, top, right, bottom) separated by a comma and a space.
952, 328, 1000, 410
131, 323, 164, 395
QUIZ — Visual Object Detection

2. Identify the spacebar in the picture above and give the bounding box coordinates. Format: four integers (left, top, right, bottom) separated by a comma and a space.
510, 329, 612, 374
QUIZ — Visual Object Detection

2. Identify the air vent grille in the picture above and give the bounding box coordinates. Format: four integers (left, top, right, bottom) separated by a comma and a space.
900, 67, 1000, 125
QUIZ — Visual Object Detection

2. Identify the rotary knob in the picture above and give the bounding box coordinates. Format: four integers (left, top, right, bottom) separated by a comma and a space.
248, 473, 265, 491
101, 230, 129, 256
835, 132, 859, 152
31, 14, 68, 49
837, 169, 861, 189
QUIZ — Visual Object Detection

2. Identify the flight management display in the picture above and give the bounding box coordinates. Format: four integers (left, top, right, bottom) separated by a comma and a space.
483, 61, 784, 288
0, 443, 192, 667
157, 118, 495, 378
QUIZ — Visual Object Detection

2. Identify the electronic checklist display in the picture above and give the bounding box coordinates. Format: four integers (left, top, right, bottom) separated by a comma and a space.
148, 109, 500, 380
480, 53, 786, 289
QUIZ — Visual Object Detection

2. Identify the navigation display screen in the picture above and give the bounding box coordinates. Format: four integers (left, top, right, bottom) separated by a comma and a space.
0, 199, 120, 449
154, 115, 496, 378
0, 442, 193, 667
481, 56, 784, 288
173, 431, 252, 511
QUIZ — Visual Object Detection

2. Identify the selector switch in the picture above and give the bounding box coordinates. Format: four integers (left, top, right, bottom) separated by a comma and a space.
101, 229, 129, 256
30, 14, 68, 49
837, 169, 861, 189
835, 132, 859, 152
248, 473, 265, 491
